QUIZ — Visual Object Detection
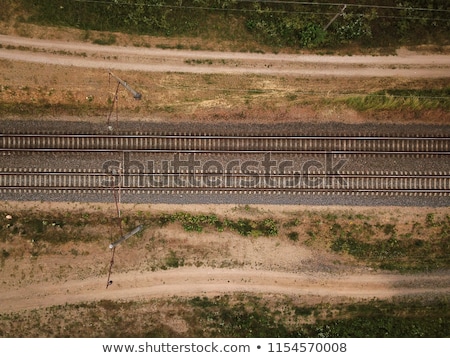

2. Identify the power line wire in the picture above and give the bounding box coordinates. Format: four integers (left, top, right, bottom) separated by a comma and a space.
72, 0, 450, 15
66, 0, 450, 22
238, 0, 450, 13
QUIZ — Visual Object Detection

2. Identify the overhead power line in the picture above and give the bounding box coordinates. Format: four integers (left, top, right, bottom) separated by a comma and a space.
72, 0, 450, 14
237, 0, 450, 13
66, 0, 450, 22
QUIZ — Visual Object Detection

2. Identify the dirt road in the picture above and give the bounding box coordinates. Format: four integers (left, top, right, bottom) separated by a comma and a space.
1, 34, 449, 78
1, 267, 449, 313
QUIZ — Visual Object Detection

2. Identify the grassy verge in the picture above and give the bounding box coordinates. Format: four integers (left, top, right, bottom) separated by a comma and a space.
0, 294, 448, 337
13, 0, 450, 52
1, 61, 449, 120
1, 206, 449, 272
341, 88, 450, 112
305, 211, 450, 272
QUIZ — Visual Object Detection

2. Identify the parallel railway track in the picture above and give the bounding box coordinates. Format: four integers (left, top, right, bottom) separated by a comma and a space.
0, 170, 449, 195
1, 133, 449, 155
1, 133, 449, 197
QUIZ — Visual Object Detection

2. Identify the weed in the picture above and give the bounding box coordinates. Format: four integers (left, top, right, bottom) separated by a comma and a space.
426, 213, 436, 227
284, 218, 300, 228
287, 232, 299, 242
323, 213, 338, 221
92, 34, 116, 46
165, 250, 183, 268
159, 212, 279, 238
383, 224, 396, 236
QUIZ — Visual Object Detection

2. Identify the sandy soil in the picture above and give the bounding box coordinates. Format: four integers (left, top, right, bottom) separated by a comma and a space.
0, 267, 450, 313
2, 267, 449, 314
1, 34, 449, 78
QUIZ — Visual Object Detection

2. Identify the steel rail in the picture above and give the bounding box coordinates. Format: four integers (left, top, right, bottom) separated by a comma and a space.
0, 134, 450, 152
1, 148, 448, 156
1, 133, 448, 139
1, 134, 448, 160
1, 171, 449, 195
1, 187, 449, 194
1, 170, 449, 178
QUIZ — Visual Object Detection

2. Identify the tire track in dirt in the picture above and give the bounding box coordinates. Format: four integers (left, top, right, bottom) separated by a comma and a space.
1, 267, 449, 313
0, 34, 449, 78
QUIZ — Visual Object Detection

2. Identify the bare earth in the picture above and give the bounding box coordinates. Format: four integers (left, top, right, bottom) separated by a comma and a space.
0, 32, 449, 316
2, 268, 450, 314
1, 34, 449, 78
2, 267, 450, 314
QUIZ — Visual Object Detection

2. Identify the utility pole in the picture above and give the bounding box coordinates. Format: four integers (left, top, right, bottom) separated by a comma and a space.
107, 71, 142, 131
323, 4, 347, 31
109, 71, 142, 100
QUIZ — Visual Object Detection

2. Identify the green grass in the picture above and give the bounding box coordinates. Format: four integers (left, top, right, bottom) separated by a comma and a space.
157, 212, 278, 237
14, 0, 450, 51
0, 101, 109, 117
1, 294, 448, 337
341, 88, 450, 111
327, 215, 450, 272
92, 34, 117, 46
2, 208, 449, 272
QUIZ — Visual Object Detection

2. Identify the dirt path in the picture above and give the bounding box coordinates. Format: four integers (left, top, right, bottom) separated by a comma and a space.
1, 267, 449, 313
1, 34, 449, 78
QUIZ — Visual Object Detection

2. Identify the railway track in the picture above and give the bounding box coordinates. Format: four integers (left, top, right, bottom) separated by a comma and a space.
0, 169, 448, 195
1, 133, 449, 155
1, 133, 449, 197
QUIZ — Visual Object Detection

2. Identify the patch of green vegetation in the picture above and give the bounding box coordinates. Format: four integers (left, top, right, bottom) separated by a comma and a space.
0, 100, 109, 117
4, 294, 446, 337
92, 34, 117, 46
297, 211, 450, 272
158, 212, 220, 233
164, 249, 184, 269
184, 59, 213, 65
0, 211, 104, 246
16, 0, 450, 51
1, 208, 449, 273
157, 212, 278, 237
287, 231, 299, 242
341, 88, 450, 112
190, 295, 291, 337
329, 215, 450, 272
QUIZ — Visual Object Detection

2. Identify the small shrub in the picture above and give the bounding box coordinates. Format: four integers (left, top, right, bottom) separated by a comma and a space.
258, 218, 278, 236
2, 249, 10, 259
92, 34, 116, 45
425, 213, 436, 227
165, 250, 183, 268
287, 232, 299, 242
